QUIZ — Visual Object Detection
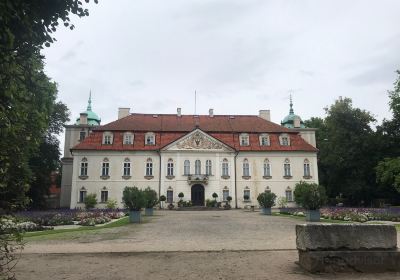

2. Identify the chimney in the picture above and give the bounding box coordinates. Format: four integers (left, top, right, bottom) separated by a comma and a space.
259, 110, 271, 121
79, 113, 88, 125
118, 107, 130, 119
294, 116, 301, 128
177, 108, 182, 117
209, 108, 214, 117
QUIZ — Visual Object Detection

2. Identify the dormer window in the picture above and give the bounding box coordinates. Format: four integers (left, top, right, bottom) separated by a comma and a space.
240, 133, 249, 146
259, 134, 270, 146
103, 132, 113, 145
145, 132, 155, 145
123, 132, 134, 145
279, 134, 290, 146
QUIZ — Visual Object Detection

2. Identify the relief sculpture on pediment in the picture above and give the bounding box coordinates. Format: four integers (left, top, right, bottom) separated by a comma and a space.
176, 131, 224, 150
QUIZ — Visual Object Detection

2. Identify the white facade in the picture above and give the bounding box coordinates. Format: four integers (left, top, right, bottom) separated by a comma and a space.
70, 129, 318, 209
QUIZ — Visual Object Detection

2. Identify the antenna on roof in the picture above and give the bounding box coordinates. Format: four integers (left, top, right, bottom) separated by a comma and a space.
194, 90, 197, 115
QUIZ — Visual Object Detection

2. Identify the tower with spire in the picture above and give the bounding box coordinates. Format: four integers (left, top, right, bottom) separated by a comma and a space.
281, 95, 306, 128
60, 91, 102, 207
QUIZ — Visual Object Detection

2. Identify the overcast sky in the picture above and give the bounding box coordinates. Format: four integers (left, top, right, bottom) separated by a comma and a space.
42, 0, 400, 152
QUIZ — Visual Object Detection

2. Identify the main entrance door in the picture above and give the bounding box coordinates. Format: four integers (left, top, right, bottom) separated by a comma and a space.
191, 184, 205, 206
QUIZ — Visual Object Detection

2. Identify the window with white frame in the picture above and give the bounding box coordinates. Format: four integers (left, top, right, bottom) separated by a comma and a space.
167, 190, 173, 203
285, 187, 293, 202
222, 159, 229, 176
79, 131, 86, 141
101, 190, 108, 203
279, 134, 290, 146
184, 160, 190, 175
146, 158, 153, 176
102, 159, 110, 176
240, 133, 249, 146
206, 160, 212, 175
284, 159, 291, 177
145, 132, 155, 145
243, 159, 250, 176
123, 158, 131, 176
79, 189, 87, 203
223, 189, 229, 201
259, 134, 270, 146
80, 158, 88, 176
244, 189, 250, 201
167, 159, 174, 176
103, 132, 113, 145
124, 133, 134, 145
263, 159, 271, 177
195, 160, 201, 175
304, 159, 311, 177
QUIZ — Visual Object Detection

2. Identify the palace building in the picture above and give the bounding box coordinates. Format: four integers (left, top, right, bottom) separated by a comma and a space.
60, 96, 318, 209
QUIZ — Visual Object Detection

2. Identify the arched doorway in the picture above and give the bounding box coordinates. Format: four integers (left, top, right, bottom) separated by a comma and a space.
191, 184, 205, 206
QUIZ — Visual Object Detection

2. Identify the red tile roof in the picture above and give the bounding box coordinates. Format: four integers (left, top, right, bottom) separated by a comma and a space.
72, 114, 317, 152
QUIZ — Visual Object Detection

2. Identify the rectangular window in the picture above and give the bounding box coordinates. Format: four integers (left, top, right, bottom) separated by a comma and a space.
104, 135, 112, 145
244, 190, 250, 201
101, 190, 108, 203
146, 135, 155, 145
146, 162, 153, 176
240, 136, 249, 146
124, 134, 133, 145
281, 137, 289, 146
195, 160, 201, 175
184, 160, 190, 175
304, 163, 310, 177
123, 162, 131, 176
243, 163, 250, 176
222, 162, 229, 176
80, 162, 88, 176
261, 137, 269, 146
102, 162, 110, 176
264, 163, 271, 177
79, 190, 87, 203
284, 164, 291, 177
167, 162, 174, 176
167, 190, 173, 203
223, 189, 229, 201
206, 160, 212, 175
285, 190, 293, 202
79, 131, 86, 141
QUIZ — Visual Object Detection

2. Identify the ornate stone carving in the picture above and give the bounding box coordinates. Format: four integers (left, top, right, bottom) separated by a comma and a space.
177, 131, 224, 150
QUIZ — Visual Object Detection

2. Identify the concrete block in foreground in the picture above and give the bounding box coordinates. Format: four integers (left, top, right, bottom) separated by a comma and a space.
296, 224, 397, 251
298, 250, 400, 273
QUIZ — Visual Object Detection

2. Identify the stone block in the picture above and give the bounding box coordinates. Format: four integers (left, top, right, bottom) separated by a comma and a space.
298, 250, 400, 273
296, 224, 397, 251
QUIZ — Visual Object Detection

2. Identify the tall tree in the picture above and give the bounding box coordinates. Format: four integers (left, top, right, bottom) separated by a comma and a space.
0, 0, 96, 210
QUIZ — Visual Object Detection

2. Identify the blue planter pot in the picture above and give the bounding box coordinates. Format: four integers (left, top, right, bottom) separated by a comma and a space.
306, 210, 320, 222
129, 210, 142, 223
145, 208, 154, 216
261, 207, 272, 215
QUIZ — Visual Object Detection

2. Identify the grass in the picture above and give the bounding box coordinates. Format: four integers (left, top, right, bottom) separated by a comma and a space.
23, 216, 131, 238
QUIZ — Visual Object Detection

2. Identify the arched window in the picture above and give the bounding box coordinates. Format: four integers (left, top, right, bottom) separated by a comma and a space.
222, 159, 229, 177
303, 159, 311, 177
80, 157, 88, 177
283, 159, 291, 177
223, 187, 229, 201
243, 159, 250, 176
285, 187, 293, 202
259, 133, 270, 146
195, 160, 201, 175
79, 187, 87, 203
206, 160, 212, 175
263, 159, 271, 177
123, 158, 131, 176
145, 132, 155, 145
123, 132, 134, 145
101, 186, 108, 203
243, 187, 250, 201
279, 133, 290, 146
240, 133, 249, 146
146, 158, 153, 176
184, 160, 190, 175
167, 159, 174, 176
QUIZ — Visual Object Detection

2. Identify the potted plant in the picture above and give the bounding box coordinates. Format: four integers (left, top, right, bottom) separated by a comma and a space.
243, 194, 250, 201
257, 192, 276, 215
143, 187, 158, 216
178, 192, 184, 207
84, 193, 97, 209
224, 196, 232, 209
212, 192, 218, 207
277, 197, 288, 213
294, 181, 327, 222
122, 186, 146, 223
159, 195, 166, 209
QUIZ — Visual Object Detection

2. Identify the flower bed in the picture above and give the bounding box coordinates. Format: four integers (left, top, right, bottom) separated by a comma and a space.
1, 217, 52, 233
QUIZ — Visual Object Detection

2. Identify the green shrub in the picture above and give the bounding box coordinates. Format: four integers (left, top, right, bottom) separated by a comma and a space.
178, 192, 184, 199
84, 193, 97, 209
277, 197, 288, 208
143, 187, 158, 208
243, 194, 250, 201
206, 199, 217, 207
294, 181, 327, 210
159, 195, 166, 202
122, 187, 146, 211
257, 192, 277, 208
106, 199, 118, 209
212, 192, 218, 200
226, 196, 232, 202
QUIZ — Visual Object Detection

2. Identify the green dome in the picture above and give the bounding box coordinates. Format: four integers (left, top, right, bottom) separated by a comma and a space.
75, 93, 101, 126
281, 96, 305, 128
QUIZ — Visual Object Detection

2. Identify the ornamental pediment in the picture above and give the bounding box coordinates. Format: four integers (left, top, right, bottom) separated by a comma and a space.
163, 129, 233, 151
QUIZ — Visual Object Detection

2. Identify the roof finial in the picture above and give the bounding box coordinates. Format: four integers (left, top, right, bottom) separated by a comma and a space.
87, 90, 92, 111
289, 92, 294, 114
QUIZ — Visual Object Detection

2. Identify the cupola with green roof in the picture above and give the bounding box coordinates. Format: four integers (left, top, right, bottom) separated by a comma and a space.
281, 95, 305, 128
75, 92, 101, 126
